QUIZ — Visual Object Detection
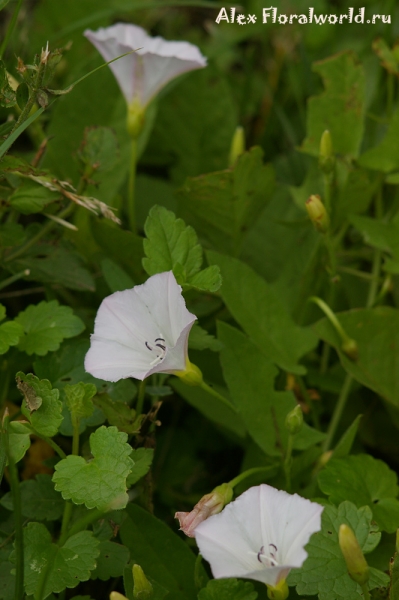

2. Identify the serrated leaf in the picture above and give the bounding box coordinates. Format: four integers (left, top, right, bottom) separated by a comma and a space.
0, 60, 16, 108
65, 382, 96, 422
198, 579, 258, 600
0, 320, 23, 354
188, 265, 222, 292
93, 395, 143, 434
126, 448, 154, 487
7, 421, 31, 464
313, 307, 399, 409
301, 52, 365, 159
90, 540, 129, 581
16, 300, 85, 356
208, 251, 317, 374
178, 147, 274, 255
9, 181, 59, 214
143, 205, 202, 279
0, 474, 64, 521
289, 502, 389, 600
318, 455, 399, 533
22, 522, 100, 597
53, 426, 133, 510
17, 371, 63, 437
218, 321, 325, 457
120, 503, 208, 600
188, 324, 223, 352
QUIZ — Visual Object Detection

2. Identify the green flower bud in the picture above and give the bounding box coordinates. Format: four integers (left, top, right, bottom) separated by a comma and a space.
266, 579, 289, 600
110, 593, 128, 600
173, 359, 203, 386
341, 338, 358, 361
319, 130, 335, 174
285, 404, 303, 435
305, 195, 330, 234
133, 564, 153, 599
127, 98, 146, 139
339, 524, 369, 586
228, 126, 245, 166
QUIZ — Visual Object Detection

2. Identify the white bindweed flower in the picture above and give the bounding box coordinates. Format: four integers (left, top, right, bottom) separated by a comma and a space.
195, 484, 323, 589
84, 271, 197, 382
84, 23, 207, 108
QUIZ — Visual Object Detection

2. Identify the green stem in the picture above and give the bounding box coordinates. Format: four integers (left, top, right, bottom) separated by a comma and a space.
4, 202, 74, 263
322, 373, 353, 452
58, 508, 104, 547
297, 376, 320, 429
72, 419, 80, 456
40, 435, 66, 460
361, 583, 371, 600
35, 553, 55, 600
200, 381, 238, 413
309, 296, 352, 346
228, 466, 275, 489
128, 137, 138, 233
0, 269, 30, 291
136, 379, 146, 415
4, 417, 24, 600
283, 433, 294, 492
0, 0, 24, 58
59, 419, 79, 541
366, 186, 383, 308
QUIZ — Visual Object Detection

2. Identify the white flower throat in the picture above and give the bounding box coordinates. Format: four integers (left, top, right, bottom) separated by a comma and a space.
254, 544, 279, 568
145, 336, 167, 366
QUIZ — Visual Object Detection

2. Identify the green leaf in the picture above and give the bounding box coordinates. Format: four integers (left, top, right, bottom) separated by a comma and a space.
218, 321, 325, 457
289, 502, 389, 600
188, 324, 223, 352
16, 300, 85, 356
373, 38, 399, 75
93, 394, 143, 434
78, 126, 118, 173
0, 60, 16, 108
143, 205, 221, 292
0, 223, 26, 248
120, 503, 207, 600
7, 421, 31, 464
0, 305, 23, 354
172, 377, 246, 438
53, 426, 133, 510
0, 561, 15, 600
359, 108, 399, 172
101, 257, 134, 292
390, 552, 399, 600
332, 415, 363, 459
126, 448, 154, 487
177, 147, 275, 255
17, 371, 63, 437
9, 181, 59, 214
349, 215, 399, 269
0, 474, 64, 521
16, 82, 29, 110
198, 579, 257, 600
301, 52, 365, 159
208, 251, 317, 374
318, 455, 399, 533
143, 205, 202, 279
313, 307, 399, 409
90, 540, 129, 581
22, 522, 100, 597
64, 382, 96, 422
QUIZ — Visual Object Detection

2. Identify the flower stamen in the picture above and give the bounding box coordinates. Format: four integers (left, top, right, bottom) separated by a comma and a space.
256, 544, 279, 567
146, 336, 167, 366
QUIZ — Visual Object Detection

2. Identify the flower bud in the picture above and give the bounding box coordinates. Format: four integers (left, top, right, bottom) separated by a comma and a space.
341, 338, 358, 361
267, 579, 289, 600
305, 195, 329, 233
127, 98, 146, 139
133, 564, 153, 599
285, 404, 303, 436
339, 524, 369, 586
228, 126, 245, 167
173, 359, 203, 386
110, 593, 128, 600
319, 130, 335, 174
175, 483, 233, 537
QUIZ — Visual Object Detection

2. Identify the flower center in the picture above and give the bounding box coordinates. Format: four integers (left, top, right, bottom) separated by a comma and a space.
256, 543, 279, 568
145, 337, 167, 366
